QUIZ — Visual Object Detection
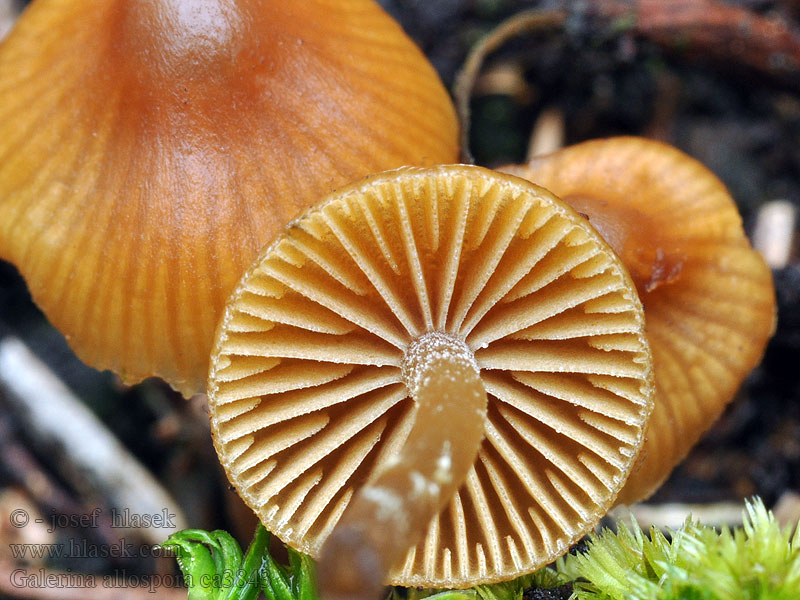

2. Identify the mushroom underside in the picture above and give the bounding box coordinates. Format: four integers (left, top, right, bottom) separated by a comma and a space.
208, 165, 654, 589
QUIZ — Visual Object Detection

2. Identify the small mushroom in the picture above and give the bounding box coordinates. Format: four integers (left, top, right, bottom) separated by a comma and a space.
208, 165, 655, 596
0, 0, 458, 396
502, 137, 776, 504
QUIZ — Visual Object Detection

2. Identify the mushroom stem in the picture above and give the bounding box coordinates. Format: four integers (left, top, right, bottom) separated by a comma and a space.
317, 332, 488, 600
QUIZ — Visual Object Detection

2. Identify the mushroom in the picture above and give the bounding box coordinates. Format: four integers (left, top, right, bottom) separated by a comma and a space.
0, 0, 458, 397
502, 137, 776, 504
208, 165, 655, 596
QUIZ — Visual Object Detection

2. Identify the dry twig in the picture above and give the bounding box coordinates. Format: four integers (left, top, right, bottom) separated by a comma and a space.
526, 107, 566, 159
589, 0, 800, 88
752, 200, 798, 268
0, 337, 186, 545
453, 9, 566, 162
0, 0, 20, 41
610, 500, 754, 531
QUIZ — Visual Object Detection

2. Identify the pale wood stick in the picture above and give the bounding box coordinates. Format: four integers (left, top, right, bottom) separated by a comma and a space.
0, 337, 187, 545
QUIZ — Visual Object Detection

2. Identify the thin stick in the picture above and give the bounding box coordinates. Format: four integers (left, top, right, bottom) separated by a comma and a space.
453, 9, 566, 163
609, 501, 751, 530
527, 106, 566, 160
0, 411, 84, 516
0, 0, 20, 41
752, 200, 797, 269
591, 0, 800, 88
774, 490, 800, 531
0, 337, 186, 545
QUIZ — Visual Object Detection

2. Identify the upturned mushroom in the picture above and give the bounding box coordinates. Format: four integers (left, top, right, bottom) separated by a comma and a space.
208, 165, 656, 597
502, 136, 776, 504
0, 0, 458, 396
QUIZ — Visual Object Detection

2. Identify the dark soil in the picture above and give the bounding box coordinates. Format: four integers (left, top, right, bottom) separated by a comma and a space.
523, 583, 574, 600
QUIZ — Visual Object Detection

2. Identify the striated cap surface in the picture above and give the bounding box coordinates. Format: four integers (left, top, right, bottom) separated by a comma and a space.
503, 137, 776, 504
0, 0, 459, 396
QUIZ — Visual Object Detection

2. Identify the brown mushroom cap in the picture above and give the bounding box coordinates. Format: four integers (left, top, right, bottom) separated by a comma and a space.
0, 0, 458, 396
502, 137, 776, 504
208, 165, 654, 589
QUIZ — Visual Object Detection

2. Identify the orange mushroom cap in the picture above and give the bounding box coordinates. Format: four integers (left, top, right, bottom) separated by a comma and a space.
208, 165, 655, 592
0, 0, 458, 396
502, 137, 776, 504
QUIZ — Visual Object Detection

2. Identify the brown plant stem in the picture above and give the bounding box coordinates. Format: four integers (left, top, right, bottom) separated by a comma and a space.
589, 0, 800, 88
453, 9, 567, 162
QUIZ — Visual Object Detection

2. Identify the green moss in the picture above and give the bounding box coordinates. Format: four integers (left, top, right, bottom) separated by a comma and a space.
557, 498, 800, 600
